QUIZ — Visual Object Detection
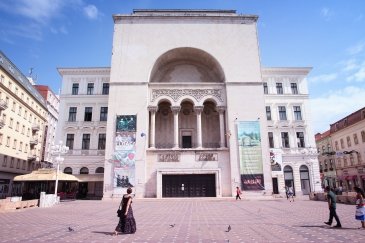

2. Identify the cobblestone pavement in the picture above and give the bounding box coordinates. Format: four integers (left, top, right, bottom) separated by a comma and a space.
1, 197, 365, 243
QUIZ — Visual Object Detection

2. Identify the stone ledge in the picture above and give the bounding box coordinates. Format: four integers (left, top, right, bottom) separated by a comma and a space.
0, 199, 39, 212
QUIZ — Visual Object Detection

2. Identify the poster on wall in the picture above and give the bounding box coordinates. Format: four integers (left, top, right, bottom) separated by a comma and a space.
237, 121, 265, 190
113, 115, 137, 188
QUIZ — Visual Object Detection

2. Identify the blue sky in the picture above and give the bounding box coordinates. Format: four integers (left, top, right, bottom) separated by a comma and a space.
1, 0, 365, 134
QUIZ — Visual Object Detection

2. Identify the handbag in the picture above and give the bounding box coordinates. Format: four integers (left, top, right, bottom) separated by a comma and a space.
117, 201, 123, 217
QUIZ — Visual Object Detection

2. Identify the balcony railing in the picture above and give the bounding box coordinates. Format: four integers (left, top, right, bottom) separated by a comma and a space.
66, 149, 105, 156
0, 99, 8, 110
27, 154, 36, 161
153, 142, 221, 149
29, 138, 38, 145
31, 124, 40, 131
0, 118, 5, 129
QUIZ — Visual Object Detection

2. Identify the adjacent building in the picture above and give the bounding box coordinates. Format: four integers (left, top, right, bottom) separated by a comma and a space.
0, 51, 48, 198
315, 130, 337, 188
263, 67, 321, 196
56, 9, 321, 199
329, 107, 365, 191
34, 85, 60, 167
56, 67, 109, 199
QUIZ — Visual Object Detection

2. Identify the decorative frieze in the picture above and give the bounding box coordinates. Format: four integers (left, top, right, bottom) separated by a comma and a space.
158, 152, 180, 162
195, 152, 218, 161
151, 89, 224, 103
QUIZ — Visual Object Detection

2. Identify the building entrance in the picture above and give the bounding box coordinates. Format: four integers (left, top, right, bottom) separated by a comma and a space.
162, 174, 216, 197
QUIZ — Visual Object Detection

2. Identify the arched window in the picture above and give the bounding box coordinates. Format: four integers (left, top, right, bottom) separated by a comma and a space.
284, 165, 295, 196
299, 165, 311, 195
95, 167, 104, 173
80, 167, 89, 174
64, 167, 72, 175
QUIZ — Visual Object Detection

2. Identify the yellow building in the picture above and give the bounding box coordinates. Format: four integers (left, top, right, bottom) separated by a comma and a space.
0, 51, 47, 198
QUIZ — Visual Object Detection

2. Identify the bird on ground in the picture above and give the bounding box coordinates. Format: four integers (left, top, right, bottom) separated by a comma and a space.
68, 227, 75, 232
226, 225, 231, 232
169, 224, 176, 228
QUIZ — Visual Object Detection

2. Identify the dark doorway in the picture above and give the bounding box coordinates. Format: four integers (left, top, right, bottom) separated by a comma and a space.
272, 177, 279, 194
162, 174, 216, 197
182, 136, 192, 148
78, 182, 88, 199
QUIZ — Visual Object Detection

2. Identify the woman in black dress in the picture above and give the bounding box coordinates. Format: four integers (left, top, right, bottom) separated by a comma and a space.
113, 187, 136, 235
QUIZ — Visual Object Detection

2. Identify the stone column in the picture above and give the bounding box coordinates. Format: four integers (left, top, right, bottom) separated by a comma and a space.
217, 106, 226, 148
194, 106, 204, 148
171, 106, 181, 149
148, 106, 158, 148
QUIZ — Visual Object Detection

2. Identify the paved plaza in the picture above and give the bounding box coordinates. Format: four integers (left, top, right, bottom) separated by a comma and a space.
1, 197, 365, 242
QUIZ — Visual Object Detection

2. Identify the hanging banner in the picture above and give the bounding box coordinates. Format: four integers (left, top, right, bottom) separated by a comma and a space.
237, 121, 265, 190
113, 115, 137, 188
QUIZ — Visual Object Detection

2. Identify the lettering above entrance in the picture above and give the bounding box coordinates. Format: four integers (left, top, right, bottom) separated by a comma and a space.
195, 152, 218, 161
158, 153, 180, 162
151, 89, 224, 103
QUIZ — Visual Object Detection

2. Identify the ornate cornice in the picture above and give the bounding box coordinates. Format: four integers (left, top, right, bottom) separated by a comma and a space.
151, 89, 224, 102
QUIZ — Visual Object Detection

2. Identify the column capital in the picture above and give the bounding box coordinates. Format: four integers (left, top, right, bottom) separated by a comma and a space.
194, 106, 204, 114
147, 106, 158, 113
171, 106, 181, 114
217, 106, 226, 114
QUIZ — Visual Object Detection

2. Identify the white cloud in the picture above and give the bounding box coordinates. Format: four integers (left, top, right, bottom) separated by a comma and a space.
347, 41, 365, 55
341, 59, 359, 72
83, 5, 99, 20
308, 73, 337, 83
347, 61, 365, 82
310, 86, 365, 133
321, 7, 334, 21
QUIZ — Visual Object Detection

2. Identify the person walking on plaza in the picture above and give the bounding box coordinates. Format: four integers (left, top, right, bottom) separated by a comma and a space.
324, 186, 342, 228
236, 186, 242, 200
287, 186, 294, 202
354, 186, 365, 229
113, 187, 136, 235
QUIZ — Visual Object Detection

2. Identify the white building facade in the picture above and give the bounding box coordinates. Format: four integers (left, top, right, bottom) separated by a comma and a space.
57, 9, 321, 199
56, 68, 110, 199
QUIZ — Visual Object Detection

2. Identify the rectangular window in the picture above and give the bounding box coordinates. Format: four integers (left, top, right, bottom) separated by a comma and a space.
72, 83, 79, 95
22, 161, 26, 170
102, 83, 109, 95
346, 136, 351, 147
2, 156, 7, 167
276, 83, 283, 94
278, 106, 287, 120
16, 159, 20, 169
293, 106, 302, 120
0, 133, 2, 145
265, 106, 271, 120
268, 132, 274, 148
84, 107, 92, 121
340, 138, 344, 149
22, 125, 25, 134
281, 132, 290, 148
263, 82, 268, 94
87, 83, 94, 95
16, 122, 19, 131
82, 134, 90, 150
24, 110, 27, 119
18, 106, 22, 116
100, 107, 108, 121
354, 134, 359, 145
9, 118, 13, 128
12, 102, 16, 111
13, 139, 17, 149
335, 141, 339, 150
66, 134, 74, 150
296, 132, 305, 148
6, 136, 10, 147
19, 142, 23, 151
98, 133, 106, 150
362, 131, 365, 143
10, 158, 14, 168
291, 83, 298, 94
68, 107, 77, 122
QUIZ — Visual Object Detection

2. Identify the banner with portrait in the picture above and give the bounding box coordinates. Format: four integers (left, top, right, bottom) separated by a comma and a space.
237, 121, 265, 190
113, 115, 137, 188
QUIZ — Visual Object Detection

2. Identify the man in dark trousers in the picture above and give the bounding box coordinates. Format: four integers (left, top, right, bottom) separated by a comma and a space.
236, 187, 242, 200
324, 186, 342, 228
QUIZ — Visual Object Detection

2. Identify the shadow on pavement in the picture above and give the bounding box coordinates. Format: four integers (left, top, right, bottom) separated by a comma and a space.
91, 231, 114, 235
298, 225, 358, 230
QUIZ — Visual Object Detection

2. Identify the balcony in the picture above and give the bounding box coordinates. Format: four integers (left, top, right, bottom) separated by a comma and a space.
66, 149, 105, 156
27, 154, 36, 161
31, 124, 40, 131
29, 138, 38, 145
0, 118, 5, 129
0, 99, 8, 110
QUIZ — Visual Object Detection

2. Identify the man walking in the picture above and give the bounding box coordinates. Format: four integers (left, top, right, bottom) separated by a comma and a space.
324, 186, 342, 228
236, 187, 242, 200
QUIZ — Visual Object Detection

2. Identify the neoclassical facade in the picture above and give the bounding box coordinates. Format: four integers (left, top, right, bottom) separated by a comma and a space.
57, 9, 321, 199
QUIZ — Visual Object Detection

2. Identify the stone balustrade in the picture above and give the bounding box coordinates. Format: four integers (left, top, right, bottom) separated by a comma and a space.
0, 197, 39, 212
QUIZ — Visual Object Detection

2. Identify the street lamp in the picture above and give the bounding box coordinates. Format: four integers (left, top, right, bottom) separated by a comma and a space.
51, 141, 69, 196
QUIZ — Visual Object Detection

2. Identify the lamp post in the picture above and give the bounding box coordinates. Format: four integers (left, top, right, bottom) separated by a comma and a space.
51, 141, 69, 196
